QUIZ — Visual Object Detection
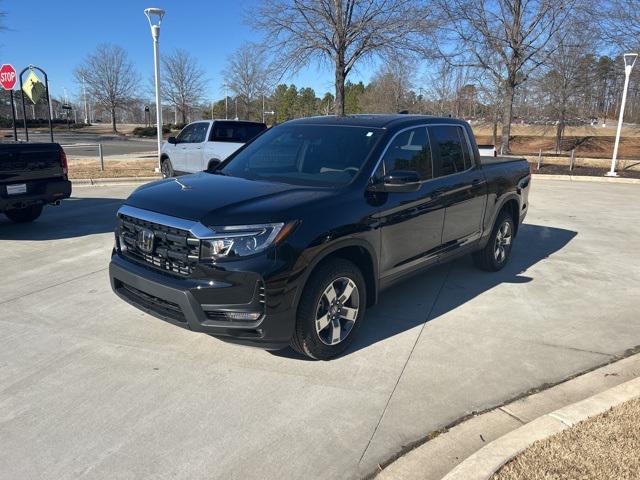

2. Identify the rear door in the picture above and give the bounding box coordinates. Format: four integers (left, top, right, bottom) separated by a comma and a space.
429, 125, 487, 250
377, 126, 447, 280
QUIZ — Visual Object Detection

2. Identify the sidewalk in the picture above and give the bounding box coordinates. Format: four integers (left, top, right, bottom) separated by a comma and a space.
378, 351, 640, 480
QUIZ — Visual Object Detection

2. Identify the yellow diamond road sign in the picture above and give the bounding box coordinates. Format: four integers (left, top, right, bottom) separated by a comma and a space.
22, 70, 46, 104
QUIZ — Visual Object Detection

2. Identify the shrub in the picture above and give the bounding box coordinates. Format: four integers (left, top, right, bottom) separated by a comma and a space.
132, 126, 171, 137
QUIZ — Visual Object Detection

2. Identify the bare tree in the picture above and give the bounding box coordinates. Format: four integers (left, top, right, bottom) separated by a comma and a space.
223, 44, 272, 121
252, 0, 434, 116
74, 44, 138, 133
438, 0, 574, 152
598, 0, 640, 51
162, 49, 207, 125
361, 58, 415, 113
540, 24, 594, 152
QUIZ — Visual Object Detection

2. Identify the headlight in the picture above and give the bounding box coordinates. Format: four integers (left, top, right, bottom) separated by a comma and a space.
200, 223, 285, 260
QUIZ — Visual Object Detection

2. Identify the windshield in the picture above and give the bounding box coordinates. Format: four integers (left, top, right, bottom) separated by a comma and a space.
219, 124, 383, 187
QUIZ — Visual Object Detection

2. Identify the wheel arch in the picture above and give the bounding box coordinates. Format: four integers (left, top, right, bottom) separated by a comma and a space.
292, 239, 379, 311
486, 193, 521, 239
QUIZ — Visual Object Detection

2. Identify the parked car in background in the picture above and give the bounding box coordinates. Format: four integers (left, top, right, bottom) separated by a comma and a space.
478, 144, 497, 157
0, 142, 71, 223
110, 115, 530, 360
160, 120, 267, 177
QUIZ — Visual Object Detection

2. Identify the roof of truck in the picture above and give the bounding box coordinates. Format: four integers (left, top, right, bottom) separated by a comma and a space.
285, 114, 468, 129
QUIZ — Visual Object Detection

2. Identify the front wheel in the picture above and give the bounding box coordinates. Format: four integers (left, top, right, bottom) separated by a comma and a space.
291, 259, 366, 360
5, 204, 43, 223
161, 158, 174, 178
473, 211, 515, 271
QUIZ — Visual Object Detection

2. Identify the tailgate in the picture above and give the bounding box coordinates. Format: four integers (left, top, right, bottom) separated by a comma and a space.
0, 143, 63, 183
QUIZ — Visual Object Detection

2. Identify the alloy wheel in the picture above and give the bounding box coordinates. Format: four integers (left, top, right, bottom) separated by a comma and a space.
494, 220, 512, 264
315, 276, 360, 346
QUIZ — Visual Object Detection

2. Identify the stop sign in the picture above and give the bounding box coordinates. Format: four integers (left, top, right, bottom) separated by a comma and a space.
0, 64, 17, 90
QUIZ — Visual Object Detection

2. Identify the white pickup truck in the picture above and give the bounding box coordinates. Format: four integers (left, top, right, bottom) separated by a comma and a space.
160, 120, 267, 177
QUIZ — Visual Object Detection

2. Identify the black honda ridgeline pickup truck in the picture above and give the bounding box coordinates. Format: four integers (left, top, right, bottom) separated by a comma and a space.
110, 115, 530, 360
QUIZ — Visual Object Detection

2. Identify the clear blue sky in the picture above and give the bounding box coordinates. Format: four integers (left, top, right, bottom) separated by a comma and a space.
1, 0, 380, 102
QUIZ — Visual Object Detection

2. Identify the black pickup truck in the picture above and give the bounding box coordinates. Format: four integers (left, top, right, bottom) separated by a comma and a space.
110, 115, 530, 360
0, 143, 72, 223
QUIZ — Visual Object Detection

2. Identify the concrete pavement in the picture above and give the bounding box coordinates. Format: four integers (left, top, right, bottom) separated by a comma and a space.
0, 179, 639, 479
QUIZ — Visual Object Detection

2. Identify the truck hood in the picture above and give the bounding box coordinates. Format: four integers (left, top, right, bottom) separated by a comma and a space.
124, 172, 336, 227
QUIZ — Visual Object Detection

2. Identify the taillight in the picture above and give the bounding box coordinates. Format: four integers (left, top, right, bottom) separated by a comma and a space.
60, 148, 68, 176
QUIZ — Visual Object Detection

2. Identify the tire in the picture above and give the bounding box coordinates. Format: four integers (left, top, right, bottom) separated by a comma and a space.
161, 158, 174, 178
291, 258, 367, 360
473, 210, 515, 272
5, 204, 43, 223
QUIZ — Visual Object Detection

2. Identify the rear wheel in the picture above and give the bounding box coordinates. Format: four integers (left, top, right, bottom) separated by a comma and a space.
473, 210, 514, 271
161, 158, 174, 178
5, 204, 43, 223
291, 258, 366, 360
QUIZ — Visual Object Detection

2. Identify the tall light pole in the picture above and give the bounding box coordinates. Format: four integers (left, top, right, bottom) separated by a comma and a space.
607, 53, 637, 177
144, 7, 165, 171
82, 76, 89, 124
224, 84, 228, 120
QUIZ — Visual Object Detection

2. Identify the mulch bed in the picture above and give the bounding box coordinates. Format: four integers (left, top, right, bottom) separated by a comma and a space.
529, 162, 640, 179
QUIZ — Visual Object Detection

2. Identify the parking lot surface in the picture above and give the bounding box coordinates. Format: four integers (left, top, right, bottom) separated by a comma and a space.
13, 131, 155, 157
1, 179, 639, 479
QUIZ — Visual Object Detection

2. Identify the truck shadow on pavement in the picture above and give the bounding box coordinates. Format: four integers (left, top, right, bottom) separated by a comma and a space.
0, 197, 124, 240
274, 224, 577, 360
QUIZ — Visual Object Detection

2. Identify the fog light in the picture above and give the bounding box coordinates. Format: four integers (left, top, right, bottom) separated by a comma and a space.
225, 312, 261, 321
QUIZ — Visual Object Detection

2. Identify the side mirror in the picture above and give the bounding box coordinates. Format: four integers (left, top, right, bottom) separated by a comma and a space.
206, 159, 221, 171
378, 170, 421, 192
167, 136, 177, 145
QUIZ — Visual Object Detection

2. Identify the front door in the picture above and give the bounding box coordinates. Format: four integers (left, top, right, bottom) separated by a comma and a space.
183, 122, 209, 173
376, 126, 447, 281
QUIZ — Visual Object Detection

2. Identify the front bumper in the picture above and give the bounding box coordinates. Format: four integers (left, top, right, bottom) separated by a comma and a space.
0, 178, 71, 211
109, 254, 296, 349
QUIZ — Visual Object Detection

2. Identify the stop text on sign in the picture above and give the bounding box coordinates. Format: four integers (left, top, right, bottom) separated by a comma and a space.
0, 64, 17, 90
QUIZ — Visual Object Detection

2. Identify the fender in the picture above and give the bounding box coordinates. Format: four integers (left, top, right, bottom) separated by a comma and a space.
287, 237, 380, 313
479, 191, 522, 248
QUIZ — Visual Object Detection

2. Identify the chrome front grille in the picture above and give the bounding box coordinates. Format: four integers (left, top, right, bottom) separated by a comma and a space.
119, 213, 200, 276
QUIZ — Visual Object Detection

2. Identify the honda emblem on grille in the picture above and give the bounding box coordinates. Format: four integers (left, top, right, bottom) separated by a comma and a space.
137, 228, 155, 253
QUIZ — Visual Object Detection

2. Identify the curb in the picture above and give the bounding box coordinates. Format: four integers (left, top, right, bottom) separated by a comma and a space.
531, 173, 640, 184
442, 377, 640, 480
71, 176, 160, 187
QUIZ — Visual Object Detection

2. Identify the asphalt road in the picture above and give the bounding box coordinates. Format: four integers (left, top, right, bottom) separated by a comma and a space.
1, 179, 639, 479
7, 130, 155, 157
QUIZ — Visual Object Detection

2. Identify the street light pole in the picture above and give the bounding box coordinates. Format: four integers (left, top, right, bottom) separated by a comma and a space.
607, 53, 637, 177
82, 76, 89, 124
224, 84, 228, 120
144, 7, 165, 172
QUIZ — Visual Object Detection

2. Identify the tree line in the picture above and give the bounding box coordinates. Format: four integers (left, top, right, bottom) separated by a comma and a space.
2, 0, 638, 154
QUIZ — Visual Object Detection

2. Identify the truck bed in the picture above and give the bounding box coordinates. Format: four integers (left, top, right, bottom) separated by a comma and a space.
480, 155, 527, 166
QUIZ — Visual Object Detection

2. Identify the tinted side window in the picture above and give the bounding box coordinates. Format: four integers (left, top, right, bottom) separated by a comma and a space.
176, 124, 197, 143
190, 123, 209, 143
212, 122, 267, 143
429, 126, 467, 176
381, 127, 433, 180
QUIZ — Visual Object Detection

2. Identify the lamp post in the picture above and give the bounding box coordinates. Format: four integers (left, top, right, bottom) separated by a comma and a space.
607, 53, 637, 177
144, 7, 165, 171
82, 76, 89, 124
